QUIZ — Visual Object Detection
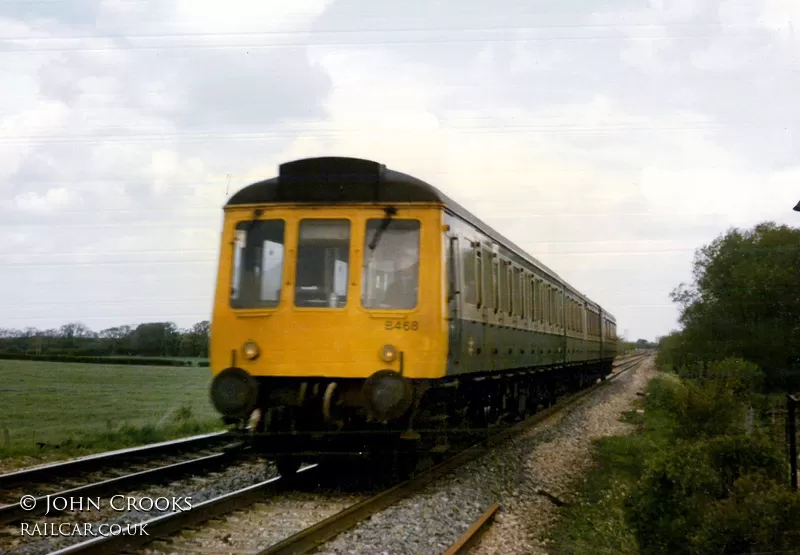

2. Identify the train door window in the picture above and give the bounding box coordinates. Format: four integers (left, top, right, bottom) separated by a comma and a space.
555, 290, 559, 328
508, 266, 514, 315
570, 299, 575, 331
529, 277, 535, 321
567, 299, 571, 330
447, 235, 459, 304
482, 248, 493, 309
521, 272, 528, 320
545, 283, 551, 324
498, 259, 507, 314
506, 263, 513, 314
545, 283, 550, 323
231, 219, 286, 309
540, 282, 546, 323
464, 243, 477, 306
542, 284, 548, 323
509, 266, 516, 316
488, 254, 498, 311
295, 219, 351, 308
362, 219, 420, 310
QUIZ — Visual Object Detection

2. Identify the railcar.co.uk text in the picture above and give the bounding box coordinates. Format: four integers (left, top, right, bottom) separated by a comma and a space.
17, 495, 193, 537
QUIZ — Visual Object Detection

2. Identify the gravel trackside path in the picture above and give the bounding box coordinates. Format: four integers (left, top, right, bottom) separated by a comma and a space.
314, 357, 657, 555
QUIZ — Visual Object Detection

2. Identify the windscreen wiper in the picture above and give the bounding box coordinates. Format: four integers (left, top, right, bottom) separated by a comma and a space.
367, 206, 398, 251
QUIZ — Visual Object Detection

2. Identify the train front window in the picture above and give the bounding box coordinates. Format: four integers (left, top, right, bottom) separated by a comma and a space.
362, 219, 421, 310
294, 219, 351, 308
230, 219, 285, 309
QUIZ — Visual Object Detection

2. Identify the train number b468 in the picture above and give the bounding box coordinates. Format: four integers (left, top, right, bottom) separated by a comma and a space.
385, 320, 419, 331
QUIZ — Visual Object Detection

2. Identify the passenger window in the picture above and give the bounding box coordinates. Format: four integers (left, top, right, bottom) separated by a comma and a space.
492, 257, 499, 311
362, 219, 420, 310
295, 219, 351, 308
482, 248, 494, 309
544, 283, 550, 323
529, 278, 535, 321
231, 219, 285, 309
506, 262, 515, 314
464, 243, 477, 306
498, 260, 507, 313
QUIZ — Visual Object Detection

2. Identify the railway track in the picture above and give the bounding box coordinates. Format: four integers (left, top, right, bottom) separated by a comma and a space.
46, 354, 648, 555
0, 431, 242, 526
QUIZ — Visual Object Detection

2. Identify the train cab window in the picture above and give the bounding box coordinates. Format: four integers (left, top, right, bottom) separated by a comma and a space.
231, 219, 286, 309
362, 219, 420, 310
295, 219, 351, 308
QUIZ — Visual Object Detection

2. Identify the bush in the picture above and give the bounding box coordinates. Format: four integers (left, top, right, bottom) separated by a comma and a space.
677, 357, 765, 395
643, 375, 743, 440
675, 381, 744, 439
690, 474, 800, 554
626, 434, 792, 555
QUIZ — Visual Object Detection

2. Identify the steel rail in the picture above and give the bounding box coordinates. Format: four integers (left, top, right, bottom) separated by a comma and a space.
0, 431, 231, 490
47, 465, 321, 555
258, 354, 647, 555
0, 451, 238, 525
444, 503, 501, 555
51, 355, 647, 555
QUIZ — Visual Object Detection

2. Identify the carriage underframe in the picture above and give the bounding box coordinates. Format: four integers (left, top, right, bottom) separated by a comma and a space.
224, 359, 613, 473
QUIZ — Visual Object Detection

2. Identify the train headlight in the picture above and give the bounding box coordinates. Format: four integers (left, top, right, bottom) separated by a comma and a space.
362, 369, 413, 422
379, 344, 398, 363
243, 341, 260, 360
210, 367, 259, 418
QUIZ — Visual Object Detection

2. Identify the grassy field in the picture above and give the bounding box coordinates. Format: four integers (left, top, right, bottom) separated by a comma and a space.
0, 359, 223, 468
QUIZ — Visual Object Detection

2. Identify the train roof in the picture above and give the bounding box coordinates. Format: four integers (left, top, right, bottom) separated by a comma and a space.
226, 156, 611, 316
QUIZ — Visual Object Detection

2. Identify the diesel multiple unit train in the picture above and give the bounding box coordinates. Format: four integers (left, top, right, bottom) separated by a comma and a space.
209, 157, 618, 472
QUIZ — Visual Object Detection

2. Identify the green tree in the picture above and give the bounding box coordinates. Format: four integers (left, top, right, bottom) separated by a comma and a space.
669, 222, 800, 390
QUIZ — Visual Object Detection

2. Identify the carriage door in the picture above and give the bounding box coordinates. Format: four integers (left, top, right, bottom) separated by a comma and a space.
446, 234, 462, 365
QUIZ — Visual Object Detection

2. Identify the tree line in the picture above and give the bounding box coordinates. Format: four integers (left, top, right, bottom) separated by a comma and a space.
0, 321, 210, 359
658, 221, 800, 391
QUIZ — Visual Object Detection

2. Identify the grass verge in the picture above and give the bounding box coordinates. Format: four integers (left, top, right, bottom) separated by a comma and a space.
549, 376, 679, 555
0, 359, 223, 470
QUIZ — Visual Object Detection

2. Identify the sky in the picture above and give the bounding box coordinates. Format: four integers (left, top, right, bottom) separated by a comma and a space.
1, 0, 798, 342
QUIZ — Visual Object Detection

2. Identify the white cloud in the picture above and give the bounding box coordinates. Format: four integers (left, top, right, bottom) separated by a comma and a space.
14, 187, 72, 213
2, 0, 798, 340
